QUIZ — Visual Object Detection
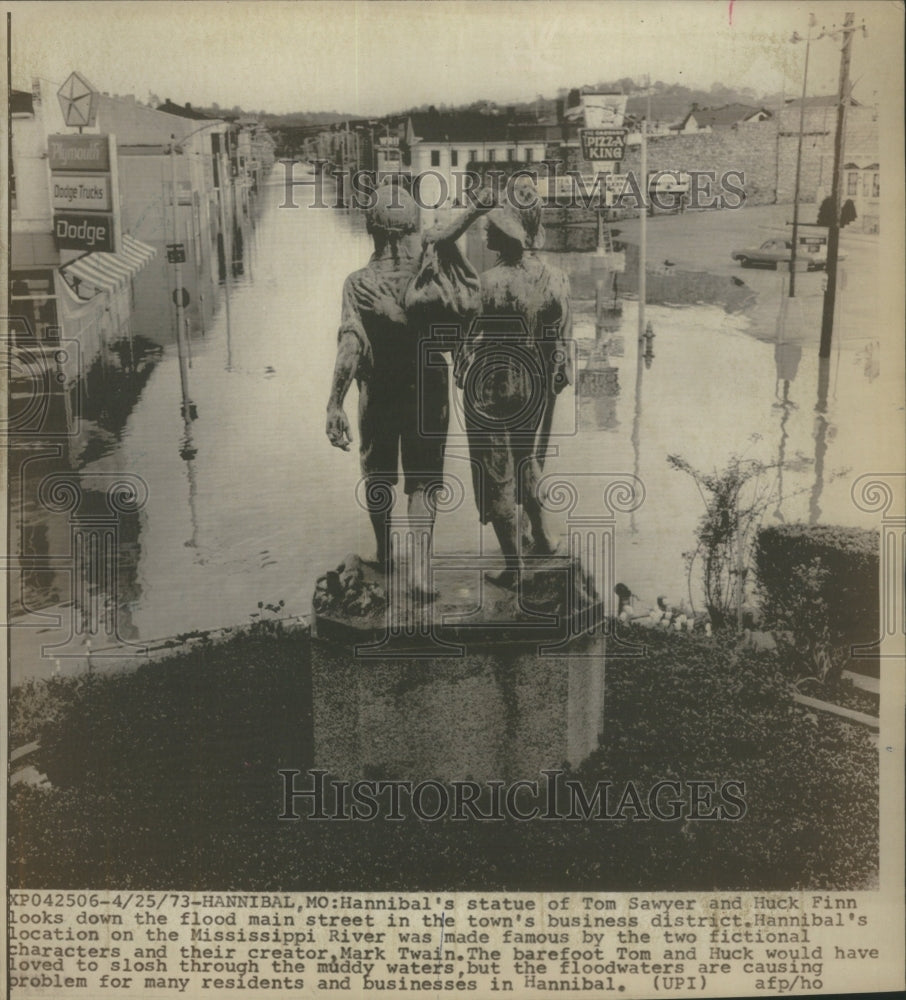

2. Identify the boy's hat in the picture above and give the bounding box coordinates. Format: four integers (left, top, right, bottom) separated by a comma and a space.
367, 181, 419, 234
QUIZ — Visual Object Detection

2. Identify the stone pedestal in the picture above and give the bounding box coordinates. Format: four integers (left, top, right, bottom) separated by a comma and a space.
311, 636, 605, 784
311, 562, 607, 783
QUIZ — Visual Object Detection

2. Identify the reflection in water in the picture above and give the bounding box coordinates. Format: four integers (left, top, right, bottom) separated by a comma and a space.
180, 419, 201, 556
775, 341, 803, 384
810, 357, 833, 525
855, 340, 880, 383
772, 340, 803, 521
578, 267, 623, 433
772, 380, 794, 522
9, 336, 163, 620
578, 371, 621, 432
78, 337, 163, 458
630, 325, 644, 536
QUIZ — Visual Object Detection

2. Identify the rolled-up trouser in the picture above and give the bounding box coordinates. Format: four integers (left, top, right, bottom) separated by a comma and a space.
358, 366, 449, 500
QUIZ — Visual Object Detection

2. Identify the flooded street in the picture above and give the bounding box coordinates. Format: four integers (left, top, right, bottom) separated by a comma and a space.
9, 177, 897, 680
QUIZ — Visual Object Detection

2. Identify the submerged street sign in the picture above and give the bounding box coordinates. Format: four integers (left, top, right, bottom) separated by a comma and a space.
581, 128, 626, 161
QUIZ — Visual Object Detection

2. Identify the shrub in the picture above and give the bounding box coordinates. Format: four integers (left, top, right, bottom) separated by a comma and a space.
754, 523, 879, 681
7, 625, 878, 892
667, 452, 791, 630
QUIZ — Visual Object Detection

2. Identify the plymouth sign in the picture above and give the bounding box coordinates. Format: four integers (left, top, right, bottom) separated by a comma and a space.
48, 134, 110, 172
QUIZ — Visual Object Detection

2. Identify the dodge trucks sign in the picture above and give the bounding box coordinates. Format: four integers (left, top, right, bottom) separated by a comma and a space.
52, 174, 112, 211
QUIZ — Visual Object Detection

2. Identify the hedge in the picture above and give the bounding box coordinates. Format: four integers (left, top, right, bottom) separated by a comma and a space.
8, 625, 878, 892
754, 523, 879, 654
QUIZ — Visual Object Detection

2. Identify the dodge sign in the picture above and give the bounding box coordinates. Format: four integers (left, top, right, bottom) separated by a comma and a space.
53, 212, 116, 252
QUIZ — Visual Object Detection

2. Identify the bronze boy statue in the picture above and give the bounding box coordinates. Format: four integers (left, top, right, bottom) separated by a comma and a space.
456, 192, 573, 589
326, 180, 490, 600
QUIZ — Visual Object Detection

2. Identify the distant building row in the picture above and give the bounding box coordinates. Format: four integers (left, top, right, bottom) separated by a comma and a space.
279, 92, 879, 232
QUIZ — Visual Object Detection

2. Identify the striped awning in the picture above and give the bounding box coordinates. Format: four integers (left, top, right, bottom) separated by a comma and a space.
60, 234, 157, 298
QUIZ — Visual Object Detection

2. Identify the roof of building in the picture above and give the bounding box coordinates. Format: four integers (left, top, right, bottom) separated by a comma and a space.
682, 103, 772, 128
408, 111, 513, 143
783, 94, 861, 109
156, 99, 216, 121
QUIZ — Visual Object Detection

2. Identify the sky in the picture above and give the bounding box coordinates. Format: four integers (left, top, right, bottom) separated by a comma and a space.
7, 1, 901, 117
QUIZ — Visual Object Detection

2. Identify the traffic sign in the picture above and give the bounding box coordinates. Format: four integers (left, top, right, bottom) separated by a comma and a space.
172, 287, 190, 308
167, 243, 187, 264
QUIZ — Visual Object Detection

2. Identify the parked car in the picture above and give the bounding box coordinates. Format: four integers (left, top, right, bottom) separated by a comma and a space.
731, 238, 843, 271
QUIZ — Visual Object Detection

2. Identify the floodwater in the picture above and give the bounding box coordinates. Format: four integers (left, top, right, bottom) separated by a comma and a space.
8, 177, 898, 681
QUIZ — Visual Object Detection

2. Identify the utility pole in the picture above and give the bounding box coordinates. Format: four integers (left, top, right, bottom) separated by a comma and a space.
638, 79, 649, 344
170, 140, 196, 420
631, 79, 651, 538
819, 11, 855, 358
788, 16, 815, 297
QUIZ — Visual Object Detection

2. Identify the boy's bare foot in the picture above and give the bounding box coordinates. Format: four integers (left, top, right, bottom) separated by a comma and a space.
485, 568, 519, 590
410, 582, 439, 604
